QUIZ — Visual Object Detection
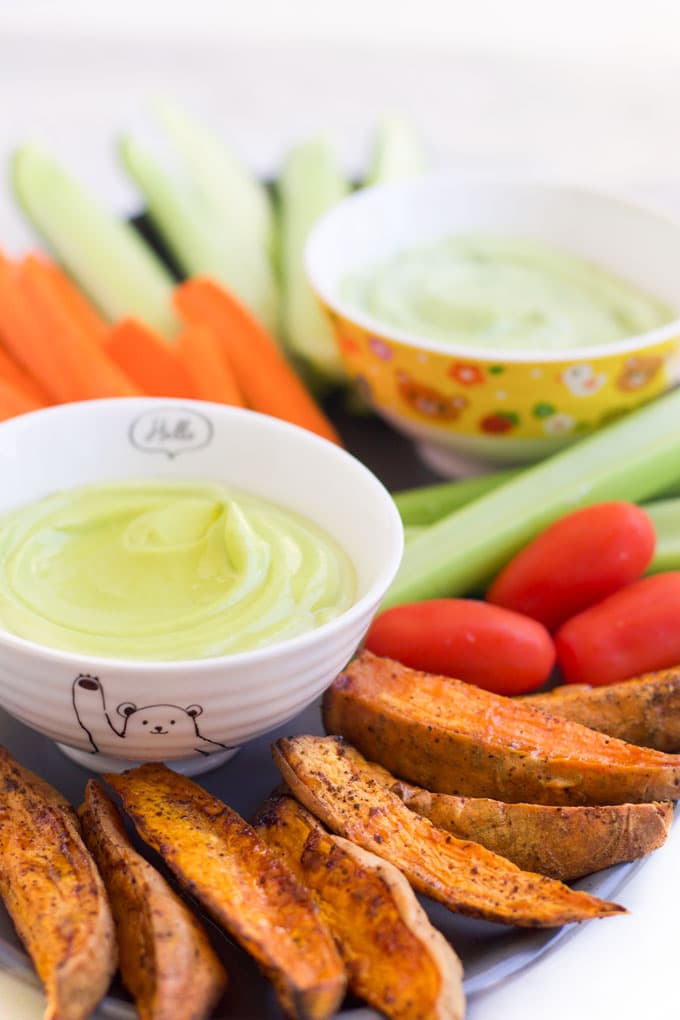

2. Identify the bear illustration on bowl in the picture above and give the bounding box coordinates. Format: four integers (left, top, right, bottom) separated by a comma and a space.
72, 674, 231, 757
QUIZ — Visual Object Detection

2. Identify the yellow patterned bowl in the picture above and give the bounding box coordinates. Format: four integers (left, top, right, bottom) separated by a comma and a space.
306, 173, 680, 475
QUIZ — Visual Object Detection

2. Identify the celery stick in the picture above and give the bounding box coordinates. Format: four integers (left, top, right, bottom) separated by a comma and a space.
279, 138, 349, 380
644, 498, 680, 573
120, 136, 278, 334
656, 477, 680, 499
404, 525, 426, 543
152, 101, 279, 333
365, 114, 426, 186
393, 468, 520, 527
384, 388, 680, 608
12, 145, 178, 335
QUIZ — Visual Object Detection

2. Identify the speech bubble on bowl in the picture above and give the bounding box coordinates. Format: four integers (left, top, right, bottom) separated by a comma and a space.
128, 407, 214, 458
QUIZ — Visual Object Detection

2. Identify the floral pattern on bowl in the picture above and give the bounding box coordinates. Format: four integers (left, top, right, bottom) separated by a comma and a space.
327, 307, 680, 441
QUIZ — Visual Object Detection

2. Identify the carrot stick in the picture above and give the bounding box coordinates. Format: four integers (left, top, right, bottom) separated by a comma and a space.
176, 322, 245, 406
174, 279, 341, 444
0, 257, 140, 402
0, 260, 66, 402
106, 318, 196, 398
0, 376, 45, 420
42, 259, 109, 343
0, 342, 50, 405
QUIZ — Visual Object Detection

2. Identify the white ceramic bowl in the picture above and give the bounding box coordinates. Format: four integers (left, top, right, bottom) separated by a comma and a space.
0, 398, 403, 775
306, 172, 680, 475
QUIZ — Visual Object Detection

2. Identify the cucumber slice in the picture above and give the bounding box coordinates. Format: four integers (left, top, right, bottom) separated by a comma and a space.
122, 104, 279, 335
12, 144, 178, 336
365, 114, 426, 186
153, 100, 275, 254
278, 137, 349, 381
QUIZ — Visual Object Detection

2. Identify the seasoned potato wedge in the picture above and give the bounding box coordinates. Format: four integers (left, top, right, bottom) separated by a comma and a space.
80, 780, 227, 1020
253, 787, 465, 1020
0, 747, 116, 1020
106, 763, 346, 1020
392, 782, 673, 881
272, 735, 626, 928
521, 669, 680, 751
323, 652, 680, 805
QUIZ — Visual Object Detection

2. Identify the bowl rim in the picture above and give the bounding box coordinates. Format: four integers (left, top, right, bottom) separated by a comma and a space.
305, 170, 680, 364
0, 397, 404, 672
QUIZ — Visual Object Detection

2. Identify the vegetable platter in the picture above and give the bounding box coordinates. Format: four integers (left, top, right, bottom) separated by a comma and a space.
0, 402, 671, 1020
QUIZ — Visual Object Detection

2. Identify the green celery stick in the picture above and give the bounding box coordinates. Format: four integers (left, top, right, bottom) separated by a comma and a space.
12, 145, 178, 336
384, 388, 680, 608
365, 114, 426, 186
278, 137, 349, 381
152, 101, 279, 333
393, 468, 520, 527
403, 525, 426, 543
656, 477, 680, 499
644, 498, 680, 573
120, 136, 278, 334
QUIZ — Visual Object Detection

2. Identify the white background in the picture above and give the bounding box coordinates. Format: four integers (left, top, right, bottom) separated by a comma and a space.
0, 3, 679, 1018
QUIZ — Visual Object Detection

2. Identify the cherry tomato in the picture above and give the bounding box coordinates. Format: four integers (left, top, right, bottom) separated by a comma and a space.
556, 572, 680, 686
487, 502, 655, 631
364, 599, 555, 695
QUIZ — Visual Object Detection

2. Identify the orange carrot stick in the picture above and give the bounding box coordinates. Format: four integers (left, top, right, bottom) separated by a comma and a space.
0, 257, 140, 402
174, 279, 341, 445
0, 342, 50, 406
42, 259, 109, 344
0, 260, 66, 402
0, 376, 45, 420
106, 318, 196, 398
176, 322, 245, 406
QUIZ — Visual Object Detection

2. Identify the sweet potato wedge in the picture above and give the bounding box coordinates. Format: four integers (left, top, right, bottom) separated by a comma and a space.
521, 669, 680, 752
80, 780, 227, 1020
105, 763, 346, 1020
253, 787, 465, 1020
0, 747, 116, 1020
272, 735, 626, 928
322, 652, 680, 805
391, 781, 673, 881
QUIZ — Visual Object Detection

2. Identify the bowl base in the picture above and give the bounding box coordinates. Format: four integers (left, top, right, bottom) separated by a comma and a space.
416, 441, 497, 478
56, 743, 240, 776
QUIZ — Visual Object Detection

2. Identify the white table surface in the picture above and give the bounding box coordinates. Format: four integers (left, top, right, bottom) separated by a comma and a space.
0, 21, 678, 1020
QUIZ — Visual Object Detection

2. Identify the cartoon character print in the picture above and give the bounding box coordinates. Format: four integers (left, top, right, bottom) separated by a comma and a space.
72, 674, 231, 756
396, 371, 468, 421
616, 355, 663, 392
543, 412, 576, 436
560, 364, 607, 397
480, 411, 519, 434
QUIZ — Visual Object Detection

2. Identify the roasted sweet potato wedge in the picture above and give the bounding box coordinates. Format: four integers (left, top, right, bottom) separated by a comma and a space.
0, 747, 116, 1020
391, 781, 673, 881
272, 735, 626, 928
105, 763, 346, 1020
521, 669, 680, 752
253, 787, 465, 1020
80, 780, 227, 1020
323, 652, 680, 805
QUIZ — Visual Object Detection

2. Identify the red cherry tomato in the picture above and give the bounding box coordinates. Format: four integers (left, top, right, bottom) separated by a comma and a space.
555, 572, 680, 686
364, 599, 555, 695
487, 502, 655, 631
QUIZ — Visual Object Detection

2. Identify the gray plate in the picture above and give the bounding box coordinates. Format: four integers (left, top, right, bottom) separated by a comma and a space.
0, 701, 646, 1019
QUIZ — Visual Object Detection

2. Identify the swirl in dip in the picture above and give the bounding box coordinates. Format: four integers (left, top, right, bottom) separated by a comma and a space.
0, 480, 355, 660
342, 235, 674, 350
